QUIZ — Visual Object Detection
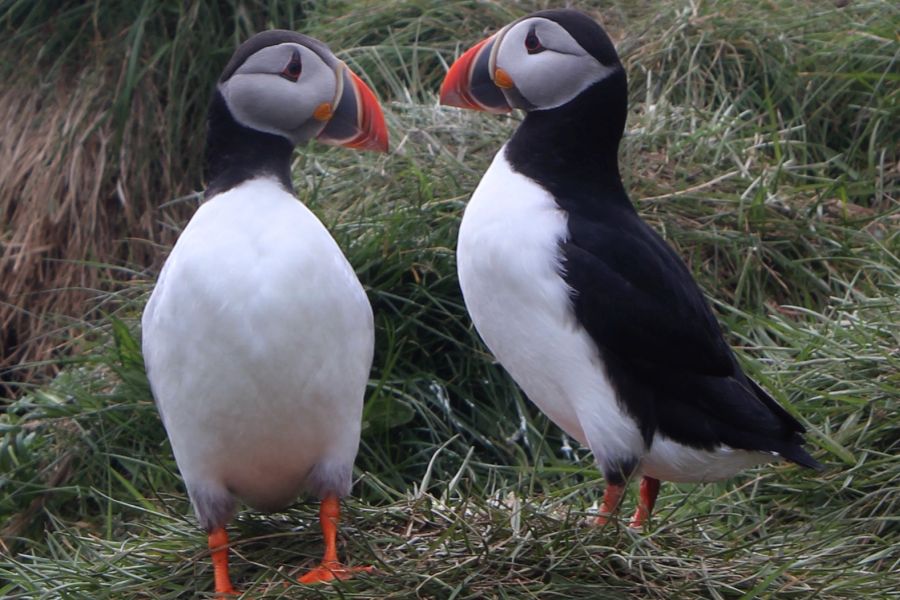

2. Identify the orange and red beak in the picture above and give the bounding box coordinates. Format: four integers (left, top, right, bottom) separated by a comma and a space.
317, 65, 389, 152
439, 35, 512, 114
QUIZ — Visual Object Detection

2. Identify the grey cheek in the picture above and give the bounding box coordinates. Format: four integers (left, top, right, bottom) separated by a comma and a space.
222, 78, 290, 132
286, 118, 327, 146
522, 54, 611, 110
502, 85, 536, 111
224, 77, 324, 142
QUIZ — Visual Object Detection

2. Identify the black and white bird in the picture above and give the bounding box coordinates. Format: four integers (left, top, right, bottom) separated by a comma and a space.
440, 9, 819, 527
142, 30, 387, 593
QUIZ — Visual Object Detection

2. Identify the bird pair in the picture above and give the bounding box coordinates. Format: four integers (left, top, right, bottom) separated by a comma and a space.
142, 9, 819, 596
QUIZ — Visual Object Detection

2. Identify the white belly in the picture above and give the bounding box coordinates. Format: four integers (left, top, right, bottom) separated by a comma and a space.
643, 435, 773, 482
142, 178, 373, 509
458, 150, 774, 483
456, 148, 645, 468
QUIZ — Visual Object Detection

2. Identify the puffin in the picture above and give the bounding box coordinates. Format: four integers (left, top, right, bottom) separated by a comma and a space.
141, 30, 387, 594
439, 9, 820, 528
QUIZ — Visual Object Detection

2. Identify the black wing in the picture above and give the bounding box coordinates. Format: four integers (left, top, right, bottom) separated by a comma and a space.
562, 206, 734, 378
562, 204, 816, 465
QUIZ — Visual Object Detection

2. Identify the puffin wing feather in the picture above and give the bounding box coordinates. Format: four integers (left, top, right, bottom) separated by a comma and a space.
562, 206, 735, 378
561, 204, 818, 465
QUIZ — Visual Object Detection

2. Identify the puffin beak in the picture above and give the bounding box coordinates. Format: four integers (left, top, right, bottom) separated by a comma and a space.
439, 35, 511, 113
317, 66, 389, 153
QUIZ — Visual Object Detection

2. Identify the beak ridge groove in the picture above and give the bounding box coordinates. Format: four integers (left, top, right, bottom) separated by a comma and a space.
317, 66, 388, 153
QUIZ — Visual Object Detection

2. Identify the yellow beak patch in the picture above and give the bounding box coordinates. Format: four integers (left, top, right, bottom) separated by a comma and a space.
313, 102, 334, 122
494, 68, 514, 90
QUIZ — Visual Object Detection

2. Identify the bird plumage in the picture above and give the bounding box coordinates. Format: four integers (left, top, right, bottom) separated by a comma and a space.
141, 29, 386, 591
443, 9, 818, 520
142, 177, 373, 528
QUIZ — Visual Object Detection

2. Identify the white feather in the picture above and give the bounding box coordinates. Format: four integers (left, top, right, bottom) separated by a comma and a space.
458, 149, 772, 482
457, 148, 645, 468
643, 436, 773, 482
142, 177, 373, 514
495, 18, 617, 111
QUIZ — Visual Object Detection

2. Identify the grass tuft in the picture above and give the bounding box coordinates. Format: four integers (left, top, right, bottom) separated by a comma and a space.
1, 1, 898, 598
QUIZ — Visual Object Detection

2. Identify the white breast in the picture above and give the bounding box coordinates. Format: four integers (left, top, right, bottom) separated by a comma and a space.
142, 178, 373, 510
456, 148, 645, 468
458, 150, 774, 484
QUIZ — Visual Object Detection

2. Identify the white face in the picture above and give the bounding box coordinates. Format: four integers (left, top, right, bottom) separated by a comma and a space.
491, 17, 617, 110
219, 42, 339, 144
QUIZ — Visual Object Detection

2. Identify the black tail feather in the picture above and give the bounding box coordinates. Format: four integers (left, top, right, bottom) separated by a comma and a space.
747, 377, 806, 434
779, 442, 824, 471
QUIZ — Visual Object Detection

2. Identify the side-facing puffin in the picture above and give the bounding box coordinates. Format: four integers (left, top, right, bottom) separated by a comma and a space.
440, 9, 819, 527
142, 30, 387, 594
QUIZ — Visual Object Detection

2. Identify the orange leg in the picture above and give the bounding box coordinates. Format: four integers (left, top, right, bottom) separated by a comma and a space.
594, 483, 625, 526
298, 495, 373, 584
208, 527, 236, 596
629, 476, 661, 529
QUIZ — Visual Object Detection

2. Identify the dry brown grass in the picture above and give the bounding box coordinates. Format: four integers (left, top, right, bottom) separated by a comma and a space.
0, 1, 321, 396
1, 2, 897, 597
0, 57, 200, 393
2, 0, 895, 400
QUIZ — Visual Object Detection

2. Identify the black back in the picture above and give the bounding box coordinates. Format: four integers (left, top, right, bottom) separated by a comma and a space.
530, 9, 621, 67
219, 30, 335, 82
506, 71, 628, 206
503, 11, 818, 469
204, 91, 294, 199
204, 30, 328, 198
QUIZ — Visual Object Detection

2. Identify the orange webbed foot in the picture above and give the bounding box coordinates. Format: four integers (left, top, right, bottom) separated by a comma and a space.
628, 476, 661, 529
214, 585, 238, 597
297, 495, 373, 585
592, 508, 617, 526
298, 561, 374, 584
590, 483, 625, 527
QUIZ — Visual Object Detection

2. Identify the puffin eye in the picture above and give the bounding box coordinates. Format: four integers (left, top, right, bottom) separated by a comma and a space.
281, 49, 302, 82
524, 29, 544, 54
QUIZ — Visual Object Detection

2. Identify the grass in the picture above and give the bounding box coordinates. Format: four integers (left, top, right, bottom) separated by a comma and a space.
1, 0, 898, 597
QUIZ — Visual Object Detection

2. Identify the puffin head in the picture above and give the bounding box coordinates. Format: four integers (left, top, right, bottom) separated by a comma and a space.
217, 30, 388, 152
439, 9, 623, 115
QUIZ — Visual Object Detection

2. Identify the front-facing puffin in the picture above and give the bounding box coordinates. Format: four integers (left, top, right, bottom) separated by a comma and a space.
142, 30, 387, 594
440, 10, 819, 527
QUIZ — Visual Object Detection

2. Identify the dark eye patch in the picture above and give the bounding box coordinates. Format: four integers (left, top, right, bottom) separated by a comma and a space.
525, 28, 544, 54
281, 49, 302, 81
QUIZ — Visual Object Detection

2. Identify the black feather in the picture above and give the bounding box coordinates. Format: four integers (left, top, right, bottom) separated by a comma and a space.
503, 11, 817, 468
204, 90, 293, 199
